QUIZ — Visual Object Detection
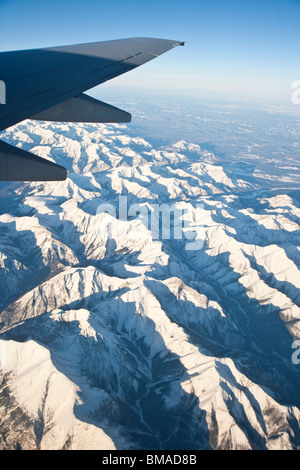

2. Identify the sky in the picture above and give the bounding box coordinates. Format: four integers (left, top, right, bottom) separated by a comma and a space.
0, 0, 300, 103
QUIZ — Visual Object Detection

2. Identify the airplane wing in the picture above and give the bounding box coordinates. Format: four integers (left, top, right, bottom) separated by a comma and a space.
0, 37, 184, 181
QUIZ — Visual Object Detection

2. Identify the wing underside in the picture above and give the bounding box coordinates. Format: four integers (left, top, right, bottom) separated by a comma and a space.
31, 93, 132, 123
0, 140, 67, 181
0, 37, 184, 181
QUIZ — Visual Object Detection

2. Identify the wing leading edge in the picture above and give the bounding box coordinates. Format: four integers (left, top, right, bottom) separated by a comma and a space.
0, 37, 184, 181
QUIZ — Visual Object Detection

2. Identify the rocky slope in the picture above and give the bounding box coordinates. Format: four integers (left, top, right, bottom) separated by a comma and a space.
0, 119, 299, 450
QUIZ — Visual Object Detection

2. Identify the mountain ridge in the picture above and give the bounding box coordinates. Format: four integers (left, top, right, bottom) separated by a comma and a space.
0, 119, 299, 449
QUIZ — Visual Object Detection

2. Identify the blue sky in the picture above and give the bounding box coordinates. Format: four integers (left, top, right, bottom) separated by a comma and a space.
0, 0, 299, 102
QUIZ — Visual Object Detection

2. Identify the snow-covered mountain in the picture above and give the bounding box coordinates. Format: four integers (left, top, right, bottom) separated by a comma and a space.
0, 117, 300, 450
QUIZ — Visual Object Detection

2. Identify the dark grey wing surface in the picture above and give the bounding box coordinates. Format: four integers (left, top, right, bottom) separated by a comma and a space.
31, 93, 132, 123
0, 37, 184, 181
0, 37, 184, 132
0, 139, 67, 181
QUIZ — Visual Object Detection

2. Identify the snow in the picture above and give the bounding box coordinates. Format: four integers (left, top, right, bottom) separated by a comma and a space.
0, 339, 116, 450
0, 106, 299, 450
